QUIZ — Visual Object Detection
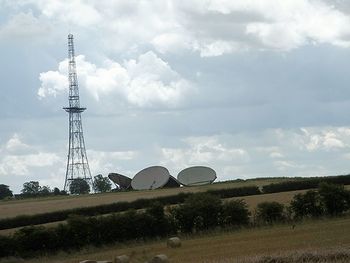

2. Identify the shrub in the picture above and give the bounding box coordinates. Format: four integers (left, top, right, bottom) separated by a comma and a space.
69, 178, 90, 195
0, 185, 260, 230
208, 186, 261, 198
221, 199, 250, 226
262, 175, 350, 194
0, 184, 13, 200
256, 201, 285, 224
0, 235, 15, 258
171, 193, 222, 232
12, 226, 58, 257
318, 183, 349, 216
290, 190, 324, 219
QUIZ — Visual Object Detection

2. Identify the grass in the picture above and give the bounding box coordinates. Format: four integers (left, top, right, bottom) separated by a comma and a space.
0, 177, 290, 219
231, 248, 350, 263
19, 215, 350, 263
0, 189, 308, 236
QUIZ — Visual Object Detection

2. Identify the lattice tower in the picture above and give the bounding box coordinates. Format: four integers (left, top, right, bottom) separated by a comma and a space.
63, 34, 93, 192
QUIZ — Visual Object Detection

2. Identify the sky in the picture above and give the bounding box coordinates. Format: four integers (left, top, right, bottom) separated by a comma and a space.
2, 0, 350, 193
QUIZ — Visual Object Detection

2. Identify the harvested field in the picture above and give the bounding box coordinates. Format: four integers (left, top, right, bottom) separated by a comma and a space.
0, 178, 289, 219
0, 188, 307, 236
23, 215, 350, 263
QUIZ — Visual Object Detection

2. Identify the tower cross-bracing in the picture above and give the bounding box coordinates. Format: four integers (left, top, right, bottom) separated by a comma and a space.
63, 34, 92, 192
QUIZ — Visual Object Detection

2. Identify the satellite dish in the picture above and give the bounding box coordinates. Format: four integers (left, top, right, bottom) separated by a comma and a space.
108, 173, 132, 190
177, 166, 216, 186
131, 166, 178, 190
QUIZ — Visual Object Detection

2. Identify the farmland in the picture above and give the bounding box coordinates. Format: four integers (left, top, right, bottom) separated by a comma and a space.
0, 178, 290, 219
1, 177, 350, 262
24, 215, 350, 263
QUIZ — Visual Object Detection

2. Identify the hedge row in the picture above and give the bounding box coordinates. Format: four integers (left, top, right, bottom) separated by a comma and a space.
0, 186, 260, 230
0, 195, 251, 258
262, 174, 350, 194
1, 183, 349, 258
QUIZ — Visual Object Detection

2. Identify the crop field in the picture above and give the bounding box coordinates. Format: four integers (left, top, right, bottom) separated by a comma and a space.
0, 177, 291, 219
0, 189, 307, 236
23, 215, 350, 263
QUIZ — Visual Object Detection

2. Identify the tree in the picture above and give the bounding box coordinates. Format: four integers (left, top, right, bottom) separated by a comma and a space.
256, 201, 285, 224
290, 190, 324, 219
53, 187, 60, 195
39, 186, 51, 196
93, 174, 112, 193
221, 199, 250, 226
0, 184, 13, 200
21, 181, 41, 196
318, 183, 349, 215
69, 178, 90, 195
171, 193, 222, 232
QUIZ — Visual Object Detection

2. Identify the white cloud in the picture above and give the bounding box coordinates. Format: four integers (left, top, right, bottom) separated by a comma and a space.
0, 134, 61, 176
300, 128, 346, 151
5, 134, 29, 153
87, 149, 138, 176
160, 135, 249, 174
28, 0, 101, 27
12, 0, 350, 55
0, 11, 51, 40
38, 51, 193, 109
38, 70, 68, 98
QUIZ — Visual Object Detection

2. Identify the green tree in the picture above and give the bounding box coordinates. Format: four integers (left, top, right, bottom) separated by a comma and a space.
39, 185, 51, 196
53, 187, 60, 195
171, 193, 222, 232
69, 178, 90, 195
256, 201, 285, 224
0, 184, 13, 200
93, 174, 112, 193
319, 183, 349, 215
290, 190, 324, 219
21, 181, 41, 195
221, 199, 250, 226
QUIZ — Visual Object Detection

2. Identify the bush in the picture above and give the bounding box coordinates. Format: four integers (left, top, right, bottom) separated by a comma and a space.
318, 183, 350, 215
256, 201, 285, 224
207, 186, 261, 198
0, 185, 260, 230
171, 193, 222, 233
12, 226, 58, 257
221, 199, 250, 226
0, 235, 15, 258
69, 178, 90, 195
262, 175, 350, 194
290, 190, 324, 219
0, 184, 13, 200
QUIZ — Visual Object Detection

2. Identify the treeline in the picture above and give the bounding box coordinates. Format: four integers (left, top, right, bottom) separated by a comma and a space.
3, 174, 350, 231
0, 186, 260, 230
262, 174, 350, 193
1, 183, 350, 259
0, 195, 251, 258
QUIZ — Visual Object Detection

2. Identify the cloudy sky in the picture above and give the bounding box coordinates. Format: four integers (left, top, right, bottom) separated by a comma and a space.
2, 0, 350, 193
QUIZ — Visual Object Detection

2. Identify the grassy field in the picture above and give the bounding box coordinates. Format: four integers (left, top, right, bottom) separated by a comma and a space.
22, 215, 350, 263
0, 189, 308, 236
0, 178, 290, 219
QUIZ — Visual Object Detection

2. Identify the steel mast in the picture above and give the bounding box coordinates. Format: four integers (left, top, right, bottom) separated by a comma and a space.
63, 34, 93, 192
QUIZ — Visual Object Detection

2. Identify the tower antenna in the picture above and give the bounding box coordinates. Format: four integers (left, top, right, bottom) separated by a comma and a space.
63, 34, 93, 192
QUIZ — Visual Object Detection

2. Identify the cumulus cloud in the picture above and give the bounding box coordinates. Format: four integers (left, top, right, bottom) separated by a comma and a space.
0, 11, 51, 40
160, 135, 250, 177
300, 128, 346, 151
87, 149, 138, 176
38, 51, 193, 109
0, 134, 62, 177
10, 0, 350, 55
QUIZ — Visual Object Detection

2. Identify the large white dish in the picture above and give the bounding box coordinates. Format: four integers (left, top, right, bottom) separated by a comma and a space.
177, 166, 216, 186
131, 166, 171, 190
